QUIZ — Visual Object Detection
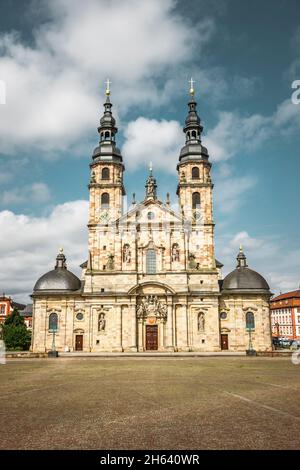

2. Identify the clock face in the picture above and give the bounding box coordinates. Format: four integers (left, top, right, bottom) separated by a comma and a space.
100, 210, 110, 223
193, 209, 202, 222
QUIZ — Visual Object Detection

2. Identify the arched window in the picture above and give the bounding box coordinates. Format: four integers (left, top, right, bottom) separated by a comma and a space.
192, 192, 200, 209
146, 249, 156, 274
101, 193, 109, 208
246, 312, 255, 330
192, 167, 199, 179
49, 312, 58, 331
191, 130, 197, 139
101, 167, 110, 180
104, 131, 110, 140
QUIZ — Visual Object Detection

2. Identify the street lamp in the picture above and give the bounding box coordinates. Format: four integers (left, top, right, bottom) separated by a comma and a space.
48, 329, 58, 358
246, 326, 256, 356
246, 312, 256, 356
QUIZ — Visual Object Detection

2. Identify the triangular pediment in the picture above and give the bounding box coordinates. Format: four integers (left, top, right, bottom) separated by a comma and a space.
116, 198, 184, 226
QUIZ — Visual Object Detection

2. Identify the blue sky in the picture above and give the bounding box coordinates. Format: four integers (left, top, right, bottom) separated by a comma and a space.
0, 0, 299, 302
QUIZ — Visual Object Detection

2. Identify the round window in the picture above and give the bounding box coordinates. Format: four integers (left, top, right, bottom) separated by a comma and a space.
147, 211, 155, 220
220, 312, 227, 320
76, 312, 84, 321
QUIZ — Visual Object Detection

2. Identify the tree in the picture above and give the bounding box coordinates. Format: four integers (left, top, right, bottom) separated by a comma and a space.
2, 309, 31, 351
4, 309, 25, 326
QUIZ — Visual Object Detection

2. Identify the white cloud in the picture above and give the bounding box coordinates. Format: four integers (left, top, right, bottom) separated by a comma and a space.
0, 200, 89, 302
0, 182, 51, 206
122, 117, 183, 172
203, 111, 272, 161
0, 0, 214, 155
273, 98, 300, 131
118, 107, 271, 176
203, 98, 300, 163
222, 231, 269, 255
217, 230, 300, 296
214, 173, 257, 214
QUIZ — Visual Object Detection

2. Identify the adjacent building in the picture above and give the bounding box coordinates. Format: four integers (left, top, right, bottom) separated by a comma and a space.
0, 295, 11, 324
271, 290, 300, 340
19, 304, 33, 330
31, 84, 272, 353
0, 294, 25, 324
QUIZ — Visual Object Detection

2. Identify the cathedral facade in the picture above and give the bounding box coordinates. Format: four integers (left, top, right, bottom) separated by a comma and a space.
31, 85, 272, 353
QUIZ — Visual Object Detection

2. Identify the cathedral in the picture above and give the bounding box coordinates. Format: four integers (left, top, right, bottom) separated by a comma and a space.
31, 82, 272, 353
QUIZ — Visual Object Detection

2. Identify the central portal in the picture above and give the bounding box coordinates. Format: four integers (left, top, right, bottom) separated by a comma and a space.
146, 325, 158, 350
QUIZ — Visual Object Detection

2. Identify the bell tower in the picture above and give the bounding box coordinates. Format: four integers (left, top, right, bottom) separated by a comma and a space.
88, 80, 125, 227
177, 79, 215, 268
87, 81, 126, 272
177, 79, 213, 225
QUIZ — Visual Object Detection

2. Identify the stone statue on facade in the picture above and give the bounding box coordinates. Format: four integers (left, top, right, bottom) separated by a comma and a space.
106, 253, 115, 270
145, 164, 157, 200
146, 178, 156, 199
90, 170, 96, 184
180, 171, 186, 182
98, 313, 106, 331
188, 253, 198, 270
198, 312, 205, 332
171, 244, 180, 262
116, 170, 122, 184
123, 244, 131, 263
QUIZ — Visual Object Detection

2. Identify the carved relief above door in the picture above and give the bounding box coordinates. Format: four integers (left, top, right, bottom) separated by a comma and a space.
136, 295, 167, 322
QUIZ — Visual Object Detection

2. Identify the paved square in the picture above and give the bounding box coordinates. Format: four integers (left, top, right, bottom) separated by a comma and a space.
1, 357, 300, 449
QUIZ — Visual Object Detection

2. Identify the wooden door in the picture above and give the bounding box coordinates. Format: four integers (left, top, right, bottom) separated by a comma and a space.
146, 325, 158, 350
221, 334, 228, 350
75, 335, 83, 351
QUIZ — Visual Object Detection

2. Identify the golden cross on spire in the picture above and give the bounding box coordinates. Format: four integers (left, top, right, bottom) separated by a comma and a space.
189, 77, 195, 96
105, 78, 111, 96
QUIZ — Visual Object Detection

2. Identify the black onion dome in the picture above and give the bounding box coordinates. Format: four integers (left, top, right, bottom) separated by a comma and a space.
178, 90, 209, 164
99, 97, 116, 128
222, 248, 270, 294
92, 91, 123, 163
33, 251, 81, 292
222, 268, 270, 291
184, 99, 201, 128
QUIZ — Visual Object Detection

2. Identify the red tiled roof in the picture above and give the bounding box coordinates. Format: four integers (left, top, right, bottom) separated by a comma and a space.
271, 290, 300, 302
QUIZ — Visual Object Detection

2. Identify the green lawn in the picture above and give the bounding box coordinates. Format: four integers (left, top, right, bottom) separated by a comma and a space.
0, 357, 300, 449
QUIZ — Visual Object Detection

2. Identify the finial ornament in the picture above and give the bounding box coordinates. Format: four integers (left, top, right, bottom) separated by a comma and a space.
237, 245, 247, 268
59, 247, 64, 254
105, 78, 111, 96
189, 77, 195, 97
149, 161, 153, 174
